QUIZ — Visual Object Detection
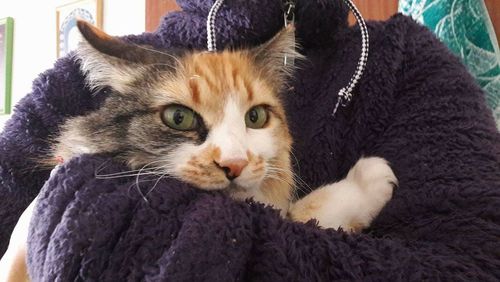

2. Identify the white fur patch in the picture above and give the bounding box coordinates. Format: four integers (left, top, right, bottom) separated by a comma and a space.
289, 157, 397, 232
209, 98, 248, 161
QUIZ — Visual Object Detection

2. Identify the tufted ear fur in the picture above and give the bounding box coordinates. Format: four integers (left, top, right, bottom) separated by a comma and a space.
251, 26, 303, 90
76, 20, 181, 93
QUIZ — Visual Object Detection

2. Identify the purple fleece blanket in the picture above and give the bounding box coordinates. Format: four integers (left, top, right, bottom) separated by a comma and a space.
1, 0, 499, 280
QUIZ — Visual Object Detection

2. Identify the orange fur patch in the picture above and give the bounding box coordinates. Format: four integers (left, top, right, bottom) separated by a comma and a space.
189, 78, 200, 104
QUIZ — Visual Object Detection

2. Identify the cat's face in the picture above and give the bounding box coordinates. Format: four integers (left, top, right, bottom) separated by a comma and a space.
55, 21, 299, 207
156, 51, 292, 191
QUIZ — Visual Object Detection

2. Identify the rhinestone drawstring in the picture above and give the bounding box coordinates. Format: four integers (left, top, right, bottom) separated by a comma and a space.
207, 0, 225, 52
332, 0, 370, 116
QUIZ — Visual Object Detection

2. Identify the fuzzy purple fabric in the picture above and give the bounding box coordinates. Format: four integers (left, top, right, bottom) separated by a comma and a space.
1, 0, 499, 280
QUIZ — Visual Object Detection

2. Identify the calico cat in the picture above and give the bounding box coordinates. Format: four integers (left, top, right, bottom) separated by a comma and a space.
0, 21, 397, 281
53, 20, 298, 214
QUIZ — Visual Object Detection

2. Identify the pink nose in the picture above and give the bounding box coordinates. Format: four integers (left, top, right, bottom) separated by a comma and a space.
215, 158, 249, 180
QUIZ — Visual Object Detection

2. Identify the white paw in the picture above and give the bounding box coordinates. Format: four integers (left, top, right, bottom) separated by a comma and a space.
289, 157, 397, 233
346, 157, 398, 204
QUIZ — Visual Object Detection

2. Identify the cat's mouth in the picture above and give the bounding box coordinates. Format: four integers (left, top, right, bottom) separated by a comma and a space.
226, 182, 246, 192
205, 181, 245, 193
219, 182, 256, 200
177, 162, 266, 192
182, 176, 249, 192
208, 181, 255, 196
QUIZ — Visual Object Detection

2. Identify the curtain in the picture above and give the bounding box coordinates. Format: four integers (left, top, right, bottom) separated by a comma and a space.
399, 0, 500, 127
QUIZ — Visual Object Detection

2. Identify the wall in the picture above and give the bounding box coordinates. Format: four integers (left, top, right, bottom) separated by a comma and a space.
145, 0, 179, 32
0, 0, 145, 129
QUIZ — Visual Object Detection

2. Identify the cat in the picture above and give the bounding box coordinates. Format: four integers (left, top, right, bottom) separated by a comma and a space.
0, 21, 397, 281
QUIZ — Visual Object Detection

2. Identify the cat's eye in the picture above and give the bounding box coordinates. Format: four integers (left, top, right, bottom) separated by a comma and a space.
161, 105, 198, 131
245, 105, 268, 129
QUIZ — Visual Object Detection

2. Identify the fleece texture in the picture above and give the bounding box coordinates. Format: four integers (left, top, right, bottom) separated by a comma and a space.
0, 0, 499, 280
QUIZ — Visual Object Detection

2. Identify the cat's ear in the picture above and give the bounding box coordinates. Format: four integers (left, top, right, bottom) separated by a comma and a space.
76, 20, 179, 92
251, 26, 302, 90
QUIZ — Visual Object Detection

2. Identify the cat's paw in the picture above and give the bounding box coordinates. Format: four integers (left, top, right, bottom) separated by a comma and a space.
289, 157, 397, 233
346, 157, 398, 211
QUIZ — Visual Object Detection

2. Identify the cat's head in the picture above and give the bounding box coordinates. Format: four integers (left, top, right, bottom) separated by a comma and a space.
55, 21, 301, 208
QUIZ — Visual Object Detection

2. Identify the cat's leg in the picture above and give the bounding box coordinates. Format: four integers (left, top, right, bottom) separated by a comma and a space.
288, 157, 397, 233
0, 196, 36, 282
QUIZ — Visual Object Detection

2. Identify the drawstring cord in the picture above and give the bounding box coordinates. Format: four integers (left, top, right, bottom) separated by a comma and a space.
207, 0, 225, 52
332, 0, 369, 117
206, 0, 369, 117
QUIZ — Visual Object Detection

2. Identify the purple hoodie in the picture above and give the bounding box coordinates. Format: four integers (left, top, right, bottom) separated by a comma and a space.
0, 0, 499, 280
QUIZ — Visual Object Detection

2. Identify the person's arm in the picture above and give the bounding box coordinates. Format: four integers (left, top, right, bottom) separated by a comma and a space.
0, 196, 37, 282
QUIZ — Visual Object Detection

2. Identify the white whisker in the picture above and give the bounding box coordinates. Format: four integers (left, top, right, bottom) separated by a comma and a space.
95, 159, 169, 179
144, 173, 176, 199
265, 164, 313, 199
95, 171, 164, 180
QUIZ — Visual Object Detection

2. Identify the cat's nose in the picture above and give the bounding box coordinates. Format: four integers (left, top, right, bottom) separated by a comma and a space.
215, 158, 249, 180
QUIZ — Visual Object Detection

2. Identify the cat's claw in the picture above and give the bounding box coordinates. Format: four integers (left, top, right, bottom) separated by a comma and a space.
289, 157, 397, 233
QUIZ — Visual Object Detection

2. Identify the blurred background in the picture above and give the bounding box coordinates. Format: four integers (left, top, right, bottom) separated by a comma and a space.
0, 0, 144, 127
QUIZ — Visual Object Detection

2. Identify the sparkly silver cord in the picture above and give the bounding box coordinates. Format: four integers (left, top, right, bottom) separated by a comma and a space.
207, 0, 225, 52
332, 0, 370, 116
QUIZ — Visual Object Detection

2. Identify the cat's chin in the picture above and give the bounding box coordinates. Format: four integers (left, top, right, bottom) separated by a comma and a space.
223, 180, 268, 200
225, 183, 258, 200
225, 183, 245, 193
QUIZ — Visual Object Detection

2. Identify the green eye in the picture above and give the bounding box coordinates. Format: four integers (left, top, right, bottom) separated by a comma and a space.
245, 105, 268, 129
161, 105, 198, 131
